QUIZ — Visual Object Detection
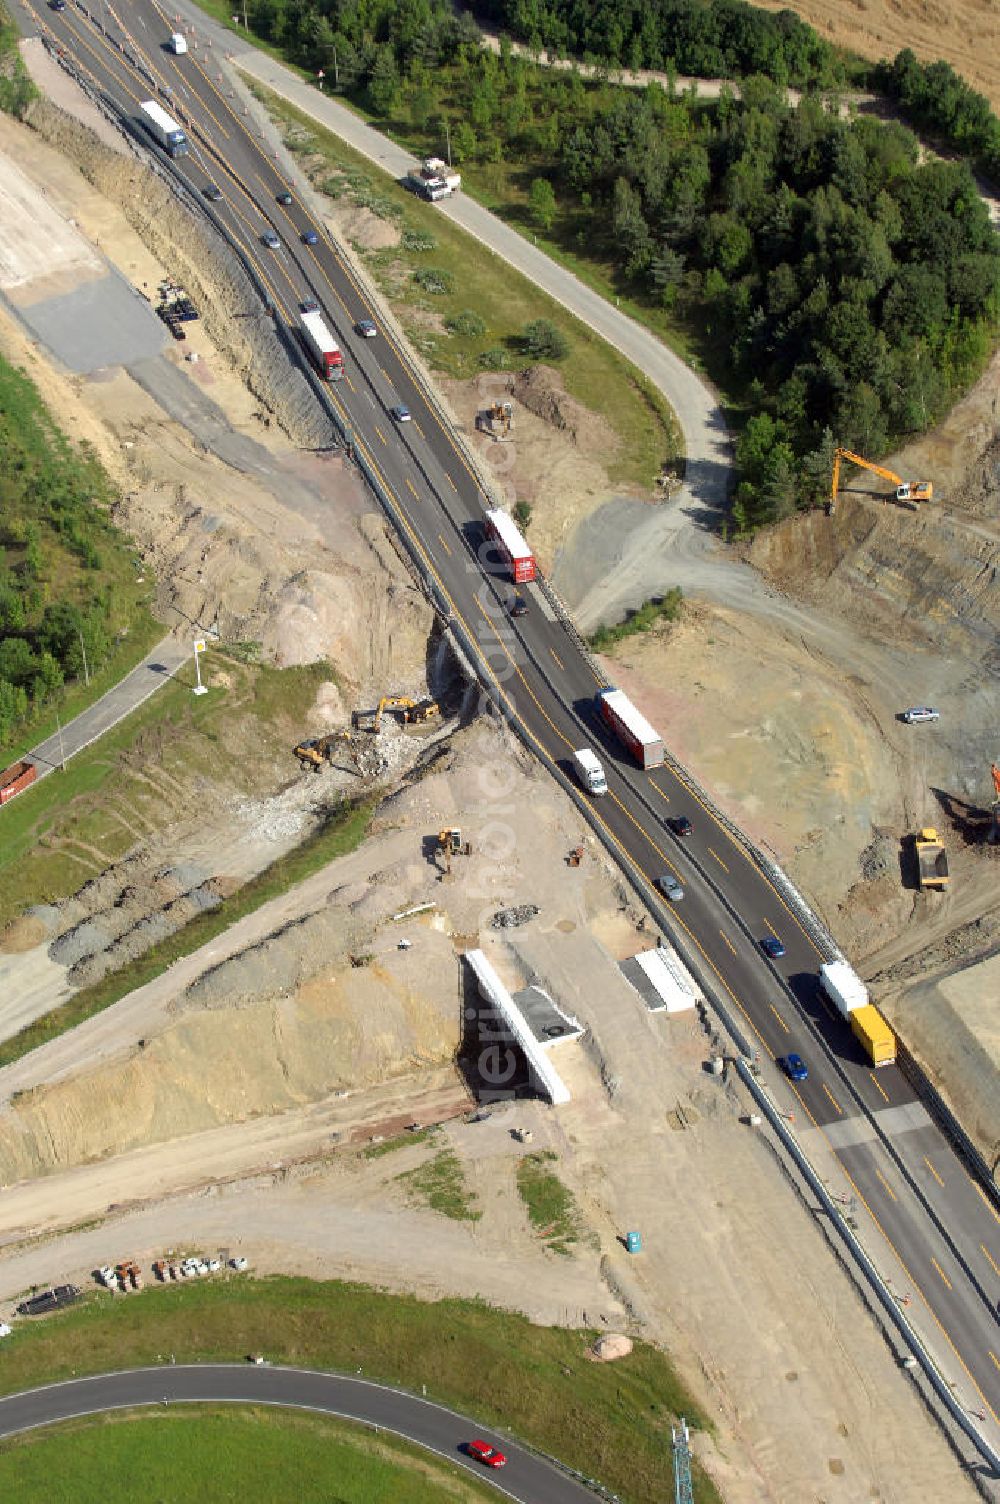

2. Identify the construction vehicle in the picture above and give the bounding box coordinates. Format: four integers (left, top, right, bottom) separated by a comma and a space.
293, 730, 355, 770
352, 696, 439, 733
828, 449, 932, 515
436, 827, 471, 875
915, 827, 950, 890
477, 401, 513, 440
991, 764, 1000, 844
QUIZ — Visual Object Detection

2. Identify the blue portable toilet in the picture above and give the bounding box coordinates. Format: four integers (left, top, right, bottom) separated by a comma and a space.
625, 1230, 642, 1254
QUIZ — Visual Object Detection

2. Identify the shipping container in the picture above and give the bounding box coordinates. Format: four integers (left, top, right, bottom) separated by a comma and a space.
595, 688, 664, 770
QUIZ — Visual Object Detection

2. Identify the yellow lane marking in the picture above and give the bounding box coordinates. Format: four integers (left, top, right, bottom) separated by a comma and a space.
971, 1181, 1000, 1227
447, 473, 458, 490
990, 1351, 1000, 1373
549, 647, 564, 671
931, 1258, 952, 1291
720, 931, 737, 957
415, 421, 425, 439
375, 427, 387, 446
768, 1002, 789, 1033
438, 533, 452, 556
924, 1157, 945, 1188
981, 1244, 1000, 1279
346, 376, 356, 393
406, 478, 418, 498
707, 847, 729, 873
869, 1072, 890, 1105
875, 1169, 897, 1202
822, 1083, 843, 1116
647, 781, 670, 805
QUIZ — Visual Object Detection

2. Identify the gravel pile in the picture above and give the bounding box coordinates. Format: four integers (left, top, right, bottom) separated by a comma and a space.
490, 904, 539, 930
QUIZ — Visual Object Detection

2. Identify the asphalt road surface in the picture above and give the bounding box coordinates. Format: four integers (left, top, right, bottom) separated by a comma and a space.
27, 636, 188, 779
0, 1363, 595, 1501
9, 0, 1000, 1452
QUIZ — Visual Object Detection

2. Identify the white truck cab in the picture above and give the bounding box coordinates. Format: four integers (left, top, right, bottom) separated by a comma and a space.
573, 747, 607, 796
169, 32, 188, 54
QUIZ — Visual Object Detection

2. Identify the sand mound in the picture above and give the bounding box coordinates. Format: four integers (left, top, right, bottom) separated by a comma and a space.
589, 1333, 633, 1361
0, 915, 48, 953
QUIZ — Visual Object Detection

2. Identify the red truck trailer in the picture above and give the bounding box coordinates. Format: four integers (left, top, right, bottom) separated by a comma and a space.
484, 508, 535, 584
596, 688, 664, 770
0, 760, 37, 805
299, 306, 344, 381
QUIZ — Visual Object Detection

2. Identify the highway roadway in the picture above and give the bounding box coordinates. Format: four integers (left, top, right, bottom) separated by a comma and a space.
11, 0, 1000, 1455
0, 1363, 595, 1501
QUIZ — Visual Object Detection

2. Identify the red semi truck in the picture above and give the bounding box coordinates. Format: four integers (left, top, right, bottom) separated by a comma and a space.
483, 509, 535, 584
299, 305, 344, 381
596, 688, 664, 770
0, 760, 37, 805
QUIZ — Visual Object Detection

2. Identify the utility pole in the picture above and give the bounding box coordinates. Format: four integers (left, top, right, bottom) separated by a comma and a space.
77, 629, 90, 687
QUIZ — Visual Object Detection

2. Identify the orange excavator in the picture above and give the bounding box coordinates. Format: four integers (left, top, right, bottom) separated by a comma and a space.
828, 449, 933, 515
991, 764, 1000, 844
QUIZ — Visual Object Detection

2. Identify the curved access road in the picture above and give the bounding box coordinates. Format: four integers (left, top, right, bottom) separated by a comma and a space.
0, 1363, 597, 1502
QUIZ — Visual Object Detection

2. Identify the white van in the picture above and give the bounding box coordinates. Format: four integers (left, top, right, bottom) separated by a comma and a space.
573, 747, 607, 796
169, 32, 188, 54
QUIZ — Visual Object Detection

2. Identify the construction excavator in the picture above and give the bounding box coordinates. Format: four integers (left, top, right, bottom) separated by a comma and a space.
436, 827, 471, 875
476, 400, 514, 440
828, 449, 933, 515
352, 695, 440, 733
991, 764, 1000, 844
293, 729, 383, 778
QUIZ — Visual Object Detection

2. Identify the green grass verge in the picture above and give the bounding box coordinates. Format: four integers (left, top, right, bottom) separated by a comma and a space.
588, 587, 684, 651
0, 1406, 498, 1503
0, 794, 373, 1072
398, 1145, 481, 1221
249, 87, 682, 491
0, 1277, 721, 1504
363, 1127, 434, 1158
516, 1151, 588, 1256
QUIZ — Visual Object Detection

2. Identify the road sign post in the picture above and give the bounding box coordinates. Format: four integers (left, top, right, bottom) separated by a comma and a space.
192, 639, 208, 695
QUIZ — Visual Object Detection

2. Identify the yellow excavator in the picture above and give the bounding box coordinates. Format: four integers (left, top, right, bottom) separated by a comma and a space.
293, 730, 358, 771
436, 827, 471, 875
829, 448, 932, 515
352, 696, 440, 733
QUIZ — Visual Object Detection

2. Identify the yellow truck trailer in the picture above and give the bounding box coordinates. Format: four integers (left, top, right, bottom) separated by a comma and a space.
850, 1004, 897, 1067
915, 827, 949, 890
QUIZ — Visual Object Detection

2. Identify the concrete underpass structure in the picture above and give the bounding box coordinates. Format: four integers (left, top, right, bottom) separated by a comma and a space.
463, 949, 572, 1105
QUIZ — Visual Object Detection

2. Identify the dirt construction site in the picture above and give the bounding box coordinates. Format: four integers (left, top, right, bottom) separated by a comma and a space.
0, 30, 997, 1504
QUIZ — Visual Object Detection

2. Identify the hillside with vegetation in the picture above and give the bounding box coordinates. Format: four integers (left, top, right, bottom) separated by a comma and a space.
0, 355, 156, 751
232, 2, 1000, 528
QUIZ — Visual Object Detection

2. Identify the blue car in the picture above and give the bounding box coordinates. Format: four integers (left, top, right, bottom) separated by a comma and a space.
761, 934, 786, 959
779, 1053, 808, 1082
301, 229, 318, 245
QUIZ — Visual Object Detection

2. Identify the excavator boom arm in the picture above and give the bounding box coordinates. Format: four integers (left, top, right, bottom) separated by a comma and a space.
835, 448, 904, 489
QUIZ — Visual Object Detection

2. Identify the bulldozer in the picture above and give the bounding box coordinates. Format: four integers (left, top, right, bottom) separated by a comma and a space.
436, 827, 471, 876
293, 730, 384, 779
352, 695, 440, 733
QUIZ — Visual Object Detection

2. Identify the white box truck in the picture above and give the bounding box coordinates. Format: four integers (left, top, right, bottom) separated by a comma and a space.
169, 32, 188, 54
818, 960, 868, 1019
573, 747, 607, 796
139, 100, 189, 157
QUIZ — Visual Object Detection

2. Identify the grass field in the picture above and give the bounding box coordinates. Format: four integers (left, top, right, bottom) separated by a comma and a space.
0, 1406, 498, 1503
251, 87, 682, 491
0, 1276, 722, 1504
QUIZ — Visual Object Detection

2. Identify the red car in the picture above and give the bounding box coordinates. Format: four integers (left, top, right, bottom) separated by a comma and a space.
468, 1440, 507, 1468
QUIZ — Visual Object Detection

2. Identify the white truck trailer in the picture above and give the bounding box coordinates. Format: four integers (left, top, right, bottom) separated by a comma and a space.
139, 100, 189, 157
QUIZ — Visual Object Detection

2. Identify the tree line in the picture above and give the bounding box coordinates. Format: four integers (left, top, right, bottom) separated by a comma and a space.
0, 358, 140, 749
876, 50, 1000, 180
475, 0, 844, 90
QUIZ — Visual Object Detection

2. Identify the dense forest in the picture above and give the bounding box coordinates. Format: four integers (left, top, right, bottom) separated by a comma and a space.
476, 0, 843, 89
0, 357, 148, 749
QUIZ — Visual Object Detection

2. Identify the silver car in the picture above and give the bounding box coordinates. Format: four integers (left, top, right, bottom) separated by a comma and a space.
656, 874, 684, 901
902, 706, 939, 723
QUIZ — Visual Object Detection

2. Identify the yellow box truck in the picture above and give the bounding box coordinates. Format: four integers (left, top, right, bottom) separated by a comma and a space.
850, 1004, 896, 1067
